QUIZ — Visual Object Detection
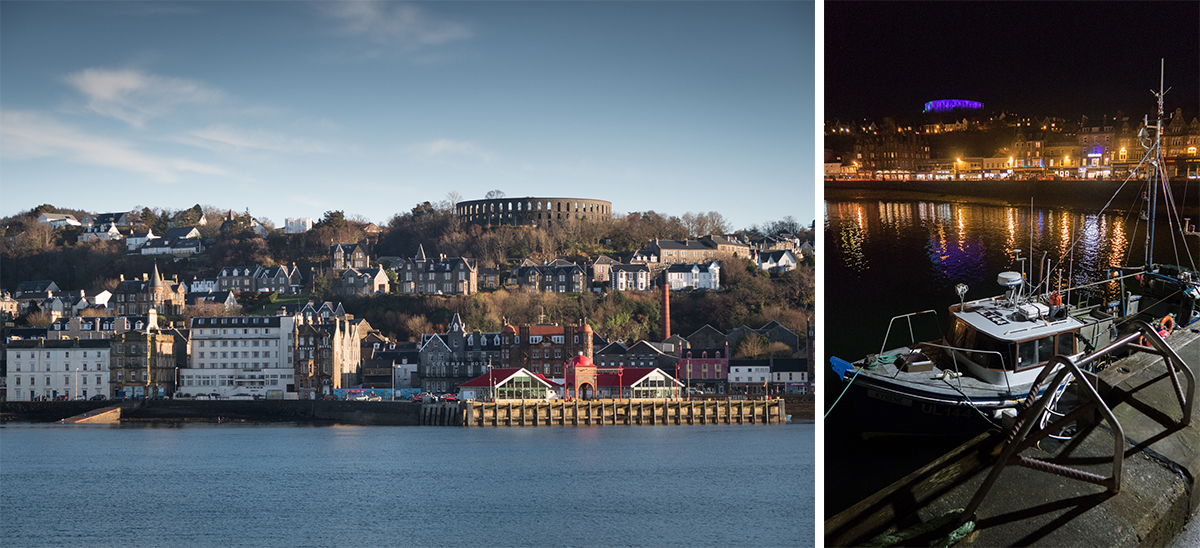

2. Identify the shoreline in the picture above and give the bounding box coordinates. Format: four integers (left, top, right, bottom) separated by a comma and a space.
825, 178, 1200, 217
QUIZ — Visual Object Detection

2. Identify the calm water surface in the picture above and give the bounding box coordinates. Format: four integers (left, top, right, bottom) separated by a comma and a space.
1, 422, 812, 547
823, 197, 1198, 516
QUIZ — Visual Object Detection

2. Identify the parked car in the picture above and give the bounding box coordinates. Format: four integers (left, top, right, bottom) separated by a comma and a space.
410, 394, 423, 403
89, 394, 106, 401
441, 393, 457, 402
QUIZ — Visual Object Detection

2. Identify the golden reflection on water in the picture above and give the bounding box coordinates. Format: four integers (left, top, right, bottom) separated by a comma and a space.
829, 200, 1138, 303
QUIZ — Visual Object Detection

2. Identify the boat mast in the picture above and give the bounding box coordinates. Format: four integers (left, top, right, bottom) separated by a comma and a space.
1148, 59, 1170, 268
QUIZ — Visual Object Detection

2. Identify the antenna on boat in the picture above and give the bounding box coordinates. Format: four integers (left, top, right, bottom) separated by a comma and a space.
1147, 58, 1171, 268
955, 283, 968, 310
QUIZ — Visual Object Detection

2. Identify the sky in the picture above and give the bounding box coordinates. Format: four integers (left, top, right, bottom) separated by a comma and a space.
0, 1, 815, 231
825, 1, 1200, 122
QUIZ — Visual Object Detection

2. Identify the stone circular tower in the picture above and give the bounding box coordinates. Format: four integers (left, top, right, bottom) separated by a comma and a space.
456, 196, 612, 228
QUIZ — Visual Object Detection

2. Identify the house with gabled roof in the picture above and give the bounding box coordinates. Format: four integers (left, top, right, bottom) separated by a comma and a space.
16, 280, 59, 297
513, 260, 585, 293
111, 266, 187, 315
161, 226, 201, 240
391, 244, 478, 295
331, 243, 369, 270
610, 263, 651, 292
664, 261, 721, 291
77, 223, 122, 243
417, 312, 503, 394
335, 267, 389, 296
126, 229, 158, 251
81, 212, 133, 228
758, 250, 798, 274
280, 301, 346, 322
37, 213, 80, 228
457, 367, 558, 400
590, 255, 618, 283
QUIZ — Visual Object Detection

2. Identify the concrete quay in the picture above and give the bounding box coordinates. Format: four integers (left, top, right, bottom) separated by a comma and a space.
826, 327, 1200, 547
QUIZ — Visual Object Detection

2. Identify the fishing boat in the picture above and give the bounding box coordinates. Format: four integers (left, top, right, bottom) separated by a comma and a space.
829, 63, 1198, 436
829, 270, 1118, 435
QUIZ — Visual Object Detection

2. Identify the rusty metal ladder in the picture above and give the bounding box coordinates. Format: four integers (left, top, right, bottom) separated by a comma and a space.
960, 320, 1194, 523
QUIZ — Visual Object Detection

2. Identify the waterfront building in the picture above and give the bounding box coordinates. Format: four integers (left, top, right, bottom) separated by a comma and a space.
500, 322, 593, 379
182, 315, 297, 399
592, 367, 682, 399
457, 367, 557, 400
291, 315, 360, 399
677, 343, 730, 394
727, 359, 770, 395
770, 357, 810, 395
110, 326, 180, 399
1076, 119, 1116, 179
417, 313, 502, 394
4, 338, 111, 401
47, 315, 152, 340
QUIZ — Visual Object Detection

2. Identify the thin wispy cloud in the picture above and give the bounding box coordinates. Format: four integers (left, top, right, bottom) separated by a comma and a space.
407, 139, 497, 163
181, 124, 336, 155
1, 110, 228, 181
324, 2, 472, 48
64, 68, 223, 127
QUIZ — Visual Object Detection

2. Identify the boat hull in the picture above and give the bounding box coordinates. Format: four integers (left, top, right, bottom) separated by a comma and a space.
836, 372, 1028, 436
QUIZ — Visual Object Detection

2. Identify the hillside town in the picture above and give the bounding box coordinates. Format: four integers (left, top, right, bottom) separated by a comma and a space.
0, 197, 814, 403
825, 100, 1200, 180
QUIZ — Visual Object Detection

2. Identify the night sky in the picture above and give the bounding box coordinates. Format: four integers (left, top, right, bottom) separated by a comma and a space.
825, 1, 1200, 122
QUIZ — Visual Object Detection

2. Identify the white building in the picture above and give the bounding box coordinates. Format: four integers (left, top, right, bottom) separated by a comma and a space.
126, 229, 158, 251
610, 264, 651, 291
728, 362, 770, 395
4, 339, 111, 401
664, 261, 721, 290
181, 315, 296, 399
285, 217, 314, 234
758, 250, 798, 274
37, 213, 81, 228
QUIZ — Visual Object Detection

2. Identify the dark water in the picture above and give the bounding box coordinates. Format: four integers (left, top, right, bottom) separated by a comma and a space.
1, 422, 813, 547
822, 197, 1198, 517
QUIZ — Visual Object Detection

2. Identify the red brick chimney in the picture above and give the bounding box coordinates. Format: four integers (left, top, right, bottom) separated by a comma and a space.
662, 275, 671, 341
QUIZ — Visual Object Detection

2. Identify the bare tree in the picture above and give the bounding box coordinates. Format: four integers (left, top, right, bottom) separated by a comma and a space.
485, 189, 506, 200
445, 191, 463, 210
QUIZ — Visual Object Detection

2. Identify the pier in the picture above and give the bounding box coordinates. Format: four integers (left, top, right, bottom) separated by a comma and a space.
420, 398, 788, 427
826, 326, 1200, 547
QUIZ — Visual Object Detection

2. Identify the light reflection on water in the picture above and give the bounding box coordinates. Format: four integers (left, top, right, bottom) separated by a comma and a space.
825, 199, 1160, 361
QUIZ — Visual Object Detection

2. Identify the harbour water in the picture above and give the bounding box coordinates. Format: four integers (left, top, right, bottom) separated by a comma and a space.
1, 421, 813, 547
823, 196, 1198, 516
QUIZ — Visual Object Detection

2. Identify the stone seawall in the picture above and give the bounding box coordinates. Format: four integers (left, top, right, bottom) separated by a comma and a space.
1, 400, 422, 426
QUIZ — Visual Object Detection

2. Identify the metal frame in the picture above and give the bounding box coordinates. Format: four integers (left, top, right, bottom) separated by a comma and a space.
960, 320, 1194, 523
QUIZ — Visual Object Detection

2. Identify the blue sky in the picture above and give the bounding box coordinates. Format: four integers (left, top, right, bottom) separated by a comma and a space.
1, 1, 814, 230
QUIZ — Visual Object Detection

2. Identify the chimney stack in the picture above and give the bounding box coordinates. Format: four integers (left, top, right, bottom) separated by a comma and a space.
662, 275, 671, 341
